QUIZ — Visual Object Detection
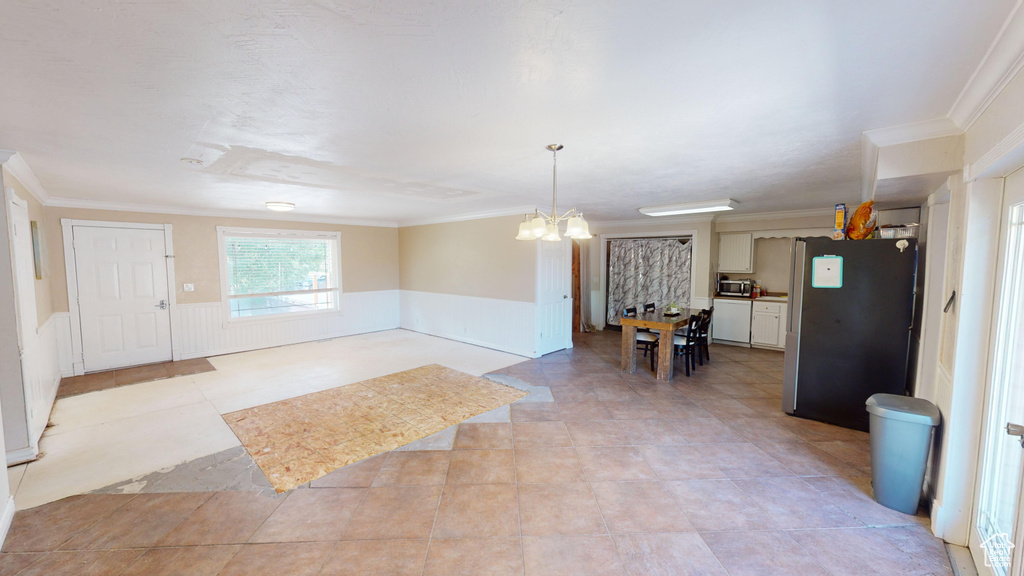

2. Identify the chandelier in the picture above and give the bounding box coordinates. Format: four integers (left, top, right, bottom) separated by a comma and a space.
516, 144, 591, 241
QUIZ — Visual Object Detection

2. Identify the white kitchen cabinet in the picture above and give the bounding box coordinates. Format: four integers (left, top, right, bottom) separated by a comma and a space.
711, 298, 752, 344
718, 232, 755, 273
751, 301, 787, 349
777, 303, 788, 347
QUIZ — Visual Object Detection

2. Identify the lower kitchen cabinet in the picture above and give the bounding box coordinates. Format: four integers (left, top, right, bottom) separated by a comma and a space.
751, 301, 787, 349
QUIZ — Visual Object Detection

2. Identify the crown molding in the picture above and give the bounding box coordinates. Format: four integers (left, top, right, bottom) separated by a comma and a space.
0, 151, 51, 205
398, 205, 538, 227
949, 0, 1024, 131
863, 118, 962, 147
714, 207, 835, 223
44, 197, 398, 228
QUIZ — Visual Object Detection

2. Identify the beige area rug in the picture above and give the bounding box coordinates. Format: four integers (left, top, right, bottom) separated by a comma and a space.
222, 364, 528, 492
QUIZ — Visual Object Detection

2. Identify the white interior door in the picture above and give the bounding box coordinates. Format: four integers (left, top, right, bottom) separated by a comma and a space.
970, 167, 1024, 576
8, 194, 36, 372
535, 239, 572, 356
73, 225, 172, 372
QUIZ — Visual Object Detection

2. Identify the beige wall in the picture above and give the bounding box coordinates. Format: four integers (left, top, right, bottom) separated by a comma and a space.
723, 237, 793, 295
45, 208, 399, 312
398, 215, 536, 302
713, 212, 835, 234
3, 168, 54, 328
710, 211, 832, 295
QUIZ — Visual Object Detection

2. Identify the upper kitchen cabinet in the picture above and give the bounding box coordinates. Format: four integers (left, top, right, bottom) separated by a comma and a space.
718, 232, 755, 273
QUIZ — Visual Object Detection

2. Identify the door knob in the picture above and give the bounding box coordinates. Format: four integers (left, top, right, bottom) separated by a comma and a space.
156, 300, 168, 310
1006, 422, 1024, 448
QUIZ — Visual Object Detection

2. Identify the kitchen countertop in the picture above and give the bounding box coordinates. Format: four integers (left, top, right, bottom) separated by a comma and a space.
714, 294, 788, 303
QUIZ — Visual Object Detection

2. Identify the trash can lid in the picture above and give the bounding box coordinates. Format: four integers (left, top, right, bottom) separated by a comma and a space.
865, 393, 941, 426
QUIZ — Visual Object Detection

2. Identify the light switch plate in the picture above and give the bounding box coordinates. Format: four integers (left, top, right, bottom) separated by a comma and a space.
183, 283, 195, 292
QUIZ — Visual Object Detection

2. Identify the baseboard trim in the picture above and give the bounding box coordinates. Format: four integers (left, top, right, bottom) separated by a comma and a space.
6, 446, 39, 467
178, 327, 400, 360
0, 496, 15, 548
408, 329, 536, 359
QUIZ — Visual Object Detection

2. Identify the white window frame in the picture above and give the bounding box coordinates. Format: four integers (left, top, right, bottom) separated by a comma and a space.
217, 226, 342, 323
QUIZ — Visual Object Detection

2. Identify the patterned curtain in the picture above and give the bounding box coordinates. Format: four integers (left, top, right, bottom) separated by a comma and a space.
606, 239, 692, 326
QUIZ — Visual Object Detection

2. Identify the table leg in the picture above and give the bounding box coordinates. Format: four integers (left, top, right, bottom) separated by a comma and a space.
656, 328, 675, 381
621, 325, 638, 373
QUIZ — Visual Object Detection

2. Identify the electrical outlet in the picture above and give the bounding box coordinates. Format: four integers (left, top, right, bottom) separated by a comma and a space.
183, 283, 195, 292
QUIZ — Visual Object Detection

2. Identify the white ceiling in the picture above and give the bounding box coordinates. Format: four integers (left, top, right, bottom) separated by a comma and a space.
1, 1, 1016, 225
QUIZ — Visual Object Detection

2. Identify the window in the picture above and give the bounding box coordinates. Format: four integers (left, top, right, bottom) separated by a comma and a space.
218, 227, 341, 319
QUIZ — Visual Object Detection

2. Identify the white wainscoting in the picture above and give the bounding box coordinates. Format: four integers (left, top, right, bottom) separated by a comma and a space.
8, 313, 66, 465
27, 315, 62, 445
53, 313, 74, 377
400, 290, 537, 358
173, 290, 400, 359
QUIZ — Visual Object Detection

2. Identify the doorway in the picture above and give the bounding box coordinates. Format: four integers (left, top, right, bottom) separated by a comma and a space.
970, 167, 1024, 575
572, 239, 581, 333
64, 221, 175, 373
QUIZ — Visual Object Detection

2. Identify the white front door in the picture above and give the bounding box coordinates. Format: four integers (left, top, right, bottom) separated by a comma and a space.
73, 225, 172, 372
970, 167, 1024, 575
535, 239, 572, 356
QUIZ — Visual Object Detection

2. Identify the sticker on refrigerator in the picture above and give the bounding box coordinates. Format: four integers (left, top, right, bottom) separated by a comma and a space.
811, 256, 843, 288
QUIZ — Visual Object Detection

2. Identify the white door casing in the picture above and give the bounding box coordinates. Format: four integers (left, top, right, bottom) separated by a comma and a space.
534, 238, 572, 356
4, 190, 35, 455
970, 168, 1024, 576
67, 222, 174, 372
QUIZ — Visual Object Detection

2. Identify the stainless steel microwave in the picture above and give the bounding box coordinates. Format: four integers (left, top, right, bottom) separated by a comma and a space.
719, 279, 752, 297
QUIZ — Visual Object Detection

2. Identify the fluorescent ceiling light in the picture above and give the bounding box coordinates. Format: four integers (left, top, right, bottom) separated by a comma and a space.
638, 199, 738, 216
265, 201, 296, 212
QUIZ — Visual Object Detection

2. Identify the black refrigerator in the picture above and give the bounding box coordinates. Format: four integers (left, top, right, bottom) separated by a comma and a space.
782, 237, 918, 432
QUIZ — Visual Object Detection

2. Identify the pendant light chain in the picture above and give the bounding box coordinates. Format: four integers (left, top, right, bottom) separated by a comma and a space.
551, 146, 558, 218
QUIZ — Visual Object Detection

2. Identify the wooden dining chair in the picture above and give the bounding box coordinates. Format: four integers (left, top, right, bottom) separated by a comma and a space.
643, 302, 656, 313
624, 307, 658, 372
671, 313, 701, 377
694, 307, 713, 364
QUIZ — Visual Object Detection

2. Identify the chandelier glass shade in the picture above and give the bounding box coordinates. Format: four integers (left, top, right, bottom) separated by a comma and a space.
516, 144, 591, 241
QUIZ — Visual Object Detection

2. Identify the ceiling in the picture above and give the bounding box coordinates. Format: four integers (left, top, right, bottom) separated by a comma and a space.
1, 1, 1016, 225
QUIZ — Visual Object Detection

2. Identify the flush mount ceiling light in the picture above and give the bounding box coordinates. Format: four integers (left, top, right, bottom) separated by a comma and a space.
516, 144, 591, 242
179, 157, 204, 166
638, 198, 738, 217
265, 201, 296, 212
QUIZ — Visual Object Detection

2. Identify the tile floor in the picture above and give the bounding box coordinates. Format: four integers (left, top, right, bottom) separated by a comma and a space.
1, 330, 954, 575
9, 329, 525, 509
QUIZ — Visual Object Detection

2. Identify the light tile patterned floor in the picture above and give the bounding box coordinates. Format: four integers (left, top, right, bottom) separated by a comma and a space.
0, 330, 952, 575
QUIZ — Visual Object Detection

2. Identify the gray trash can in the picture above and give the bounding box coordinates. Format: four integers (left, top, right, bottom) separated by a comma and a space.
865, 393, 941, 514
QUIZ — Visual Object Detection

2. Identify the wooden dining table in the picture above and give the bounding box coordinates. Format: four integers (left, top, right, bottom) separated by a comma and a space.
620, 308, 699, 381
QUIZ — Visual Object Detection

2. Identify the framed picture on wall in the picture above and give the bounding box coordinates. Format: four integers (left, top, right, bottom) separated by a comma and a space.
30, 221, 42, 280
